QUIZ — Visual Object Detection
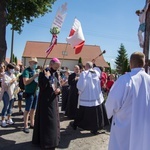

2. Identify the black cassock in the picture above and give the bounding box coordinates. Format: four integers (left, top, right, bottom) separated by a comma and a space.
32, 69, 60, 149
66, 73, 79, 119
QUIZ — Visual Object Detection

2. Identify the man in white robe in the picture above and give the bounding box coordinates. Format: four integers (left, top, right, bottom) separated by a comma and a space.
70, 62, 106, 134
105, 52, 150, 150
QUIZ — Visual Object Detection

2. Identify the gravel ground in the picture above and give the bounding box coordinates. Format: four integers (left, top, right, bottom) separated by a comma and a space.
0, 100, 110, 150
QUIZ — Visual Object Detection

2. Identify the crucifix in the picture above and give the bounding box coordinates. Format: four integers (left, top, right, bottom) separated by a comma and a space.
143, 0, 150, 72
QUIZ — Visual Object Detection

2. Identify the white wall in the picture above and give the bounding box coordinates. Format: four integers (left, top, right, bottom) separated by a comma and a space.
60, 59, 78, 70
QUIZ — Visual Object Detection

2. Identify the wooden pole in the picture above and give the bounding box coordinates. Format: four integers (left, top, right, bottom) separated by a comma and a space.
42, 53, 49, 70
42, 35, 54, 70
61, 43, 68, 68
143, 0, 150, 73
93, 50, 106, 61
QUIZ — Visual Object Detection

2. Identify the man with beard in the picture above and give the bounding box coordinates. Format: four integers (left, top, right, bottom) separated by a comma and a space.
32, 58, 61, 150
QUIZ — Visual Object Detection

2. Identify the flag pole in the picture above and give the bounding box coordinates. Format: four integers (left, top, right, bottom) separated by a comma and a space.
61, 17, 76, 68
42, 36, 54, 70
42, 54, 49, 70
61, 43, 69, 68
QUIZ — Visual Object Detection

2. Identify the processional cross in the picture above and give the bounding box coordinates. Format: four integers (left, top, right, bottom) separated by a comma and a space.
136, 0, 150, 73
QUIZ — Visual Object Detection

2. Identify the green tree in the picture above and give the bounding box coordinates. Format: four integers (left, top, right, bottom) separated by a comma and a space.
105, 62, 111, 74
14, 56, 17, 65
78, 57, 82, 65
115, 44, 129, 74
11, 53, 17, 65
111, 69, 117, 74
0, 0, 56, 64
122, 58, 130, 73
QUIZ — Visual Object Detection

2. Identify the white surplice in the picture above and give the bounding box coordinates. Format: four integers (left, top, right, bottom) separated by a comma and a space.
105, 68, 150, 150
77, 69, 104, 107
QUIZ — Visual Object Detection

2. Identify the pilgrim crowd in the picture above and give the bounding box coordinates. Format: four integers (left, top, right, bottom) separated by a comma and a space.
0, 51, 150, 150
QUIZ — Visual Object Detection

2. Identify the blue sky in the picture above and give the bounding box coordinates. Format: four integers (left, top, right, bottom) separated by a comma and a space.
6, 0, 145, 68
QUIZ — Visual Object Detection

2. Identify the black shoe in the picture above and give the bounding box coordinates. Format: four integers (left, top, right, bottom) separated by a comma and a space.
30, 125, 34, 129
23, 128, 30, 133
90, 130, 99, 135
69, 122, 77, 130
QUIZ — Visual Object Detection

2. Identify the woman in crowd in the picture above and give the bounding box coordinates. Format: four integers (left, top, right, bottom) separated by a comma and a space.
0, 63, 5, 109
17, 66, 25, 114
0, 63, 17, 127
60, 70, 70, 114
106, 74, 115, 94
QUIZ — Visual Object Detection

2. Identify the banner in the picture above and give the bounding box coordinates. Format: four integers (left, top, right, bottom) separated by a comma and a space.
51, 3, 67, 32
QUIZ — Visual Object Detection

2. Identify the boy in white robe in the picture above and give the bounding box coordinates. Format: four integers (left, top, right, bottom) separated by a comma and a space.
105, 52, 150, 150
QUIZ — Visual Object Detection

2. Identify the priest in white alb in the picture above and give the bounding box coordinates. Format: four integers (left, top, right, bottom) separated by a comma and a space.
70, 62, 109, 134
105, 52, 150, 150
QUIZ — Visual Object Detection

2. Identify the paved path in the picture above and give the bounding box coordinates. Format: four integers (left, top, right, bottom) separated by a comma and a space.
0, 100, 110, 150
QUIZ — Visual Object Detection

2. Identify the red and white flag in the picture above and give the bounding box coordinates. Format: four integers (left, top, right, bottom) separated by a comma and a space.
66, 19, 85, 54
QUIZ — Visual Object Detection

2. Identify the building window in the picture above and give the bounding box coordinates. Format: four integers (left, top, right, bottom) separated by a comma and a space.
62, 51, 68, 56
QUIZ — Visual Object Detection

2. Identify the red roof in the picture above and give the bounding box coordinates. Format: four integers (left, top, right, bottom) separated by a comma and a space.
22, 41, 109, 67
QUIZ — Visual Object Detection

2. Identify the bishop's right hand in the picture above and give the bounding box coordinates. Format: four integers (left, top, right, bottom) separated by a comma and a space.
44, 70, 51, 78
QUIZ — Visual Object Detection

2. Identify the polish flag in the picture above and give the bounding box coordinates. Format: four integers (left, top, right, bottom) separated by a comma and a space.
66, 19, 85, 54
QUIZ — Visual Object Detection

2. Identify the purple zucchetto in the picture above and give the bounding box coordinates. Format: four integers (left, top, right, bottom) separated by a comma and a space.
52, 58, 61, 64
